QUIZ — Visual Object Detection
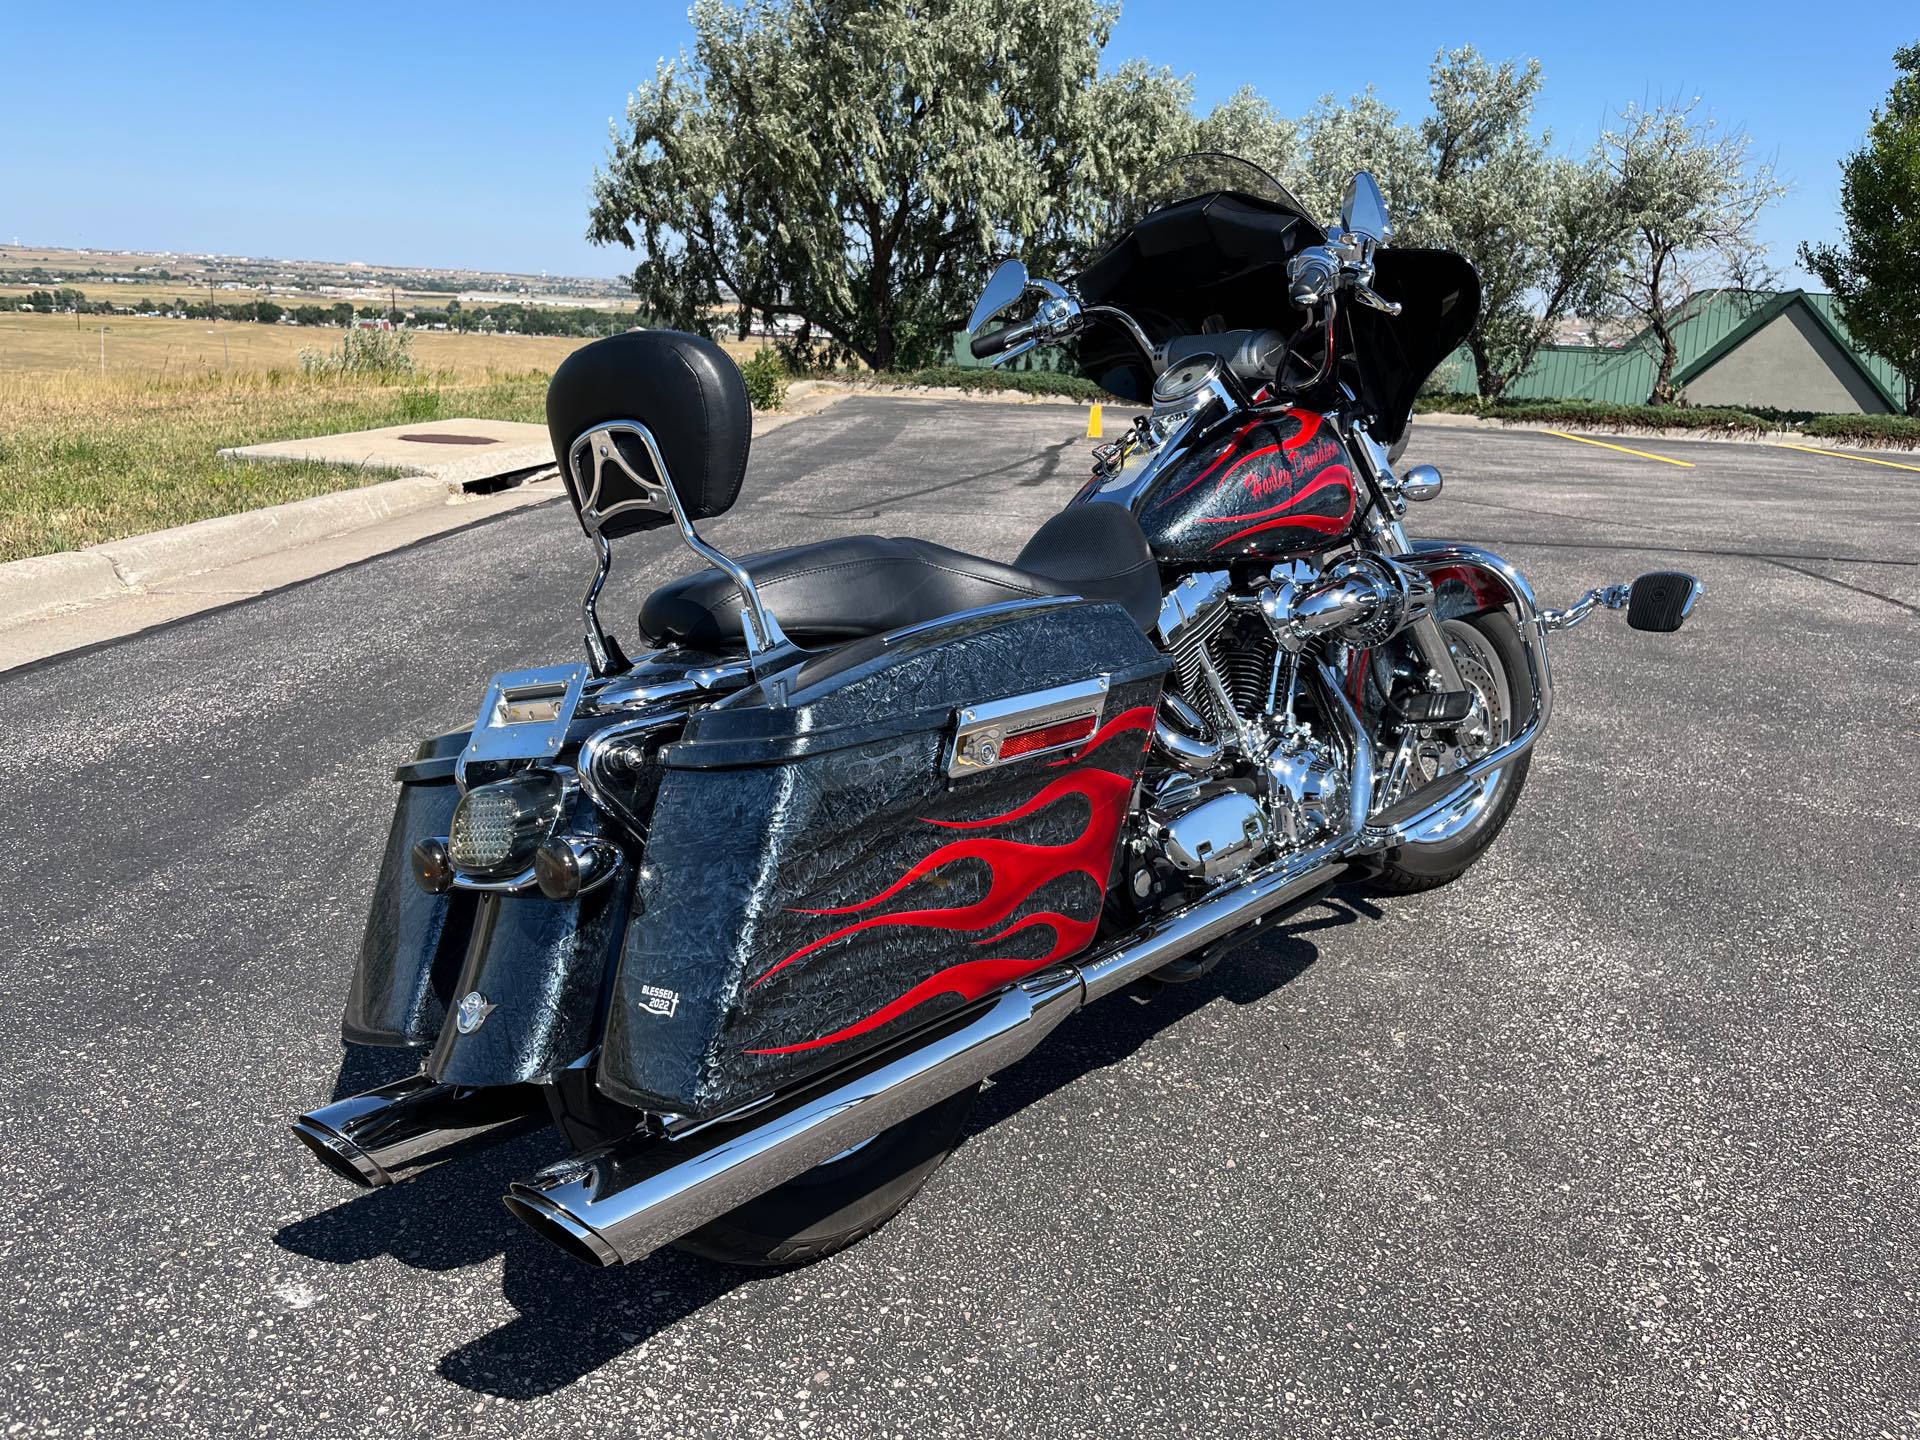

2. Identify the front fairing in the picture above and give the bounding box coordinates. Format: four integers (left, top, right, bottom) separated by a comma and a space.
1065, 175, 1480, 440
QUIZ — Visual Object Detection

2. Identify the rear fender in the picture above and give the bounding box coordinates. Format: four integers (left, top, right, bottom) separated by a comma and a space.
344, 731, 473, 1047
424, 799, 635, 1087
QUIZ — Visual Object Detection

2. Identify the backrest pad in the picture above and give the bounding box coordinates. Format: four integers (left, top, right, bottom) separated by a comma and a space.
545, 330, 752, 537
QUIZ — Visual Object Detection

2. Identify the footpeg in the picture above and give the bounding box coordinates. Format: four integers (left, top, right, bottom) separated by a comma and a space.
1542, 571, 1703, 633
1626, 571, 1703, 632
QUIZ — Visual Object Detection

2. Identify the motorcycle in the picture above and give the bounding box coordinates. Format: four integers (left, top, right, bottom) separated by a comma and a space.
291, 154, 1701, 1269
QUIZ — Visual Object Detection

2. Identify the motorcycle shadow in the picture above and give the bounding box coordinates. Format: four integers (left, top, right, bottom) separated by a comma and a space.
431, 887, 1376, 1401
280, 888, 1376, 1401
967, 886, 1376, 1137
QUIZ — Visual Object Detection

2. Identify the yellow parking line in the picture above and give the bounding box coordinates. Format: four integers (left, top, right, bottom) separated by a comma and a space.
1770, 441, 1920, 474
1543, 430, 1695, 468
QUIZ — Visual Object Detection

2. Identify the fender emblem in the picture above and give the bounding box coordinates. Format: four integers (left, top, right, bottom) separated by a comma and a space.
455, 991, 496, 1034
638, 984, 680, 1020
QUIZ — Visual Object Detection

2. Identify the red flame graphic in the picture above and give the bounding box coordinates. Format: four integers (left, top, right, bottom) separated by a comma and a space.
744, 706, 1154, 1055
1159, 409, 1332, 511
1204, 465, 1357, 550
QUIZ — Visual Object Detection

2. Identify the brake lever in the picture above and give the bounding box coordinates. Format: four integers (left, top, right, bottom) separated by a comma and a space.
1351, 283, 1402, 317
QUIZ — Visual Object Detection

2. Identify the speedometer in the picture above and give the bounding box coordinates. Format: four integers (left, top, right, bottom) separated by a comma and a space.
1151, 352, 1226, 409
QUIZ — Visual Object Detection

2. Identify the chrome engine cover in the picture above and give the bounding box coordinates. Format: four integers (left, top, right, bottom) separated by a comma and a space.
1266, 738, 1344, 846
1146, 783, 1271, 883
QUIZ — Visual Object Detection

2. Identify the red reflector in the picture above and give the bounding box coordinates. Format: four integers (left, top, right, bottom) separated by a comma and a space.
999, 714, 1098, 759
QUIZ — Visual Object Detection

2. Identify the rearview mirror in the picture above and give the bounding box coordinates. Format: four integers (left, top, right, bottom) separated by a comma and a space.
968, 258, 1029, 334
1340, 172, 1391, 248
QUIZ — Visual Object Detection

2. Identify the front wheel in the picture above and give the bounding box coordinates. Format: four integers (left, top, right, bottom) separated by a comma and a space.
1366, 610, 1534, 895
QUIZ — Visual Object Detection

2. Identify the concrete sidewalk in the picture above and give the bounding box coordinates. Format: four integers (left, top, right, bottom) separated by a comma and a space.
0, 387, 854, 672
0, 474, 566, 672
218, 417, 555, 485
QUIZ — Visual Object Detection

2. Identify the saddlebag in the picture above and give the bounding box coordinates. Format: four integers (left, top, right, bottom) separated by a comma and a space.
347, 728, 634, 1084
597, 599, 1170, 1119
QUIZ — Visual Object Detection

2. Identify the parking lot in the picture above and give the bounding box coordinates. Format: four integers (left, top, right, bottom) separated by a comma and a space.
2, 396, 1916, 1438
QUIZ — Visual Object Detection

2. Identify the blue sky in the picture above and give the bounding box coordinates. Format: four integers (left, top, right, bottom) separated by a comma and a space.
1, 1, 1907, 288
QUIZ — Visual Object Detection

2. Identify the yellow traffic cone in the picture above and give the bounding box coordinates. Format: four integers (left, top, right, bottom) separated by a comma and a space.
1087, 404, 1103, 439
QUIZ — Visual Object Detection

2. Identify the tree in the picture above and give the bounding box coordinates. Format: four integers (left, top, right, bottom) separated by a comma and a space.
1800, 42, 1920, 414
588, 0, 1189, 371
1193, 85, 1298, 189
1595, 100, 1787, 404
1417, 47, 1627, 398
1293, 87, 1432, 235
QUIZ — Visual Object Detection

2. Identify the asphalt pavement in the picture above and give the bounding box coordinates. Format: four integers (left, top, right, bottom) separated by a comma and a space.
2, 397, 1916, 1438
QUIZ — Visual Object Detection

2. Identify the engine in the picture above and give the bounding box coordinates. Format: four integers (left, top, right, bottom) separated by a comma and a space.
1131, 563, 1400, 900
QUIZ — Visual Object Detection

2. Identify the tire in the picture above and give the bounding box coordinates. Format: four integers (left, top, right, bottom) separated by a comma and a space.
545, 1071, 981, 1269
1366, 610, 1534, 895
673, 1084, 981, 1267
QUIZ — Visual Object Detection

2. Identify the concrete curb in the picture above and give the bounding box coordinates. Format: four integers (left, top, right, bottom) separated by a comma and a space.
0, 471, 497, 623
800, 378, 1099, 407
0, 388, 850, 657
1413, 410, 1920, 455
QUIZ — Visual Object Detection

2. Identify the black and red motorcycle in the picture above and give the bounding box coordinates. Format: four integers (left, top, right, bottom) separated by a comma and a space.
292, 155, 1701, 1268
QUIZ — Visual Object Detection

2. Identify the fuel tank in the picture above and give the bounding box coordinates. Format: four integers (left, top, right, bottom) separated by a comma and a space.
1126, 407, 1360, 568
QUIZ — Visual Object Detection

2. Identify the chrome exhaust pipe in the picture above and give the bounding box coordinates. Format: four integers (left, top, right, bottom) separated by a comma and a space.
504, 974, 1084, 1266
292, 1075, 546, 1189
504, 844, 1352, 1266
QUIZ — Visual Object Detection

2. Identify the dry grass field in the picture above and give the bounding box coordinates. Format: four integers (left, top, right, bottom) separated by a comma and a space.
0, 312, 776, 566
0, 311, 604, 378
0, 366, 555, 564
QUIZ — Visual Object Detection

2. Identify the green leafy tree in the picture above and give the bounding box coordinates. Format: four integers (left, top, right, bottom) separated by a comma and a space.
1293, 88, 1432, 233
1192, 85, 1298, 187
588, 0, 1189, 371
1595, 99, 1787, 404
1417, 47, 1627, 398
1801, 42, 1920, 414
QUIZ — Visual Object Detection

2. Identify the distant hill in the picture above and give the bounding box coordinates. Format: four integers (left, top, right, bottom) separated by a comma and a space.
0, 242, 636, 313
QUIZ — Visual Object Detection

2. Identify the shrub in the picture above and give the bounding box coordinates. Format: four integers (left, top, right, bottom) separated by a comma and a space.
1412, 395, 1772, 434
887, 365, 1112, 401
1803, 412, 1920, 448
741, 346, 788, 410
298, 326, 416, 379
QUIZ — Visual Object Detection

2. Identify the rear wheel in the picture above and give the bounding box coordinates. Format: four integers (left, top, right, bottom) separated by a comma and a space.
1366, 610, 1533, 895
673, 1085, 981, 1267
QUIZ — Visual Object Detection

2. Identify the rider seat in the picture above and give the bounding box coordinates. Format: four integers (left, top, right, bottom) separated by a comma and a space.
638, 501, 1161, 650
546, 328, 1161, 656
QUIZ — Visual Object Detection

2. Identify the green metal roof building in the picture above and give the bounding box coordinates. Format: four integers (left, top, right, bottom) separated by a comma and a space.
1438, 290, 1909, 414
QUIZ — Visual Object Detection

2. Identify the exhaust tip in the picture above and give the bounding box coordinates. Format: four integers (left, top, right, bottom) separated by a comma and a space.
291, 1120, 387, 1189
503, 1189, 622, 1268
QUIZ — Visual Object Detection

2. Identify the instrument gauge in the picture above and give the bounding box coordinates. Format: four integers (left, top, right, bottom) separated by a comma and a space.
1151, 352, 1226, 410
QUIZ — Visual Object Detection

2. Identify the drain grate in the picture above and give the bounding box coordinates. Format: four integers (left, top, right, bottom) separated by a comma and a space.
398, 433, 499, 446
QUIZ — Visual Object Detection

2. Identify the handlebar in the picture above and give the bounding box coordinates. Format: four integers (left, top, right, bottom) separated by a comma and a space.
969, 316, 1043, 360
1286, 242, 1402, 317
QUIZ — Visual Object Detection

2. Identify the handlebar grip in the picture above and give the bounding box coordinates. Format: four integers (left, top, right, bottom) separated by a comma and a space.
970, 317, 1038, 359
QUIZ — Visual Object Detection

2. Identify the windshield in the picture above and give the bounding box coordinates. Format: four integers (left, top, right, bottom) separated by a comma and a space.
1101, 152, 1318, 247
